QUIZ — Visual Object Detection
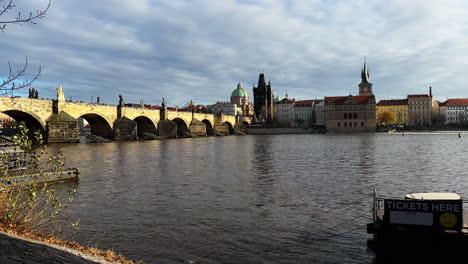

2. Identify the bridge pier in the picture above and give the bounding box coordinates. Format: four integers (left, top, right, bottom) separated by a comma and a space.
190, 119, 206, 136
158, 120, 177, 138
214, 124, 230, 135
234, 123, 247, 134
113, 117, 137, 140
46, 112, 80, 143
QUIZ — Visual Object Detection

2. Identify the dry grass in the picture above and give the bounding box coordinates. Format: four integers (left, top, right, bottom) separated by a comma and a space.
0, 221, 143, 264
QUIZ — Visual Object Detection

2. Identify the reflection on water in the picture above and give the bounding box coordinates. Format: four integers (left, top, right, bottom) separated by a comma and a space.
48, 134, 468, 263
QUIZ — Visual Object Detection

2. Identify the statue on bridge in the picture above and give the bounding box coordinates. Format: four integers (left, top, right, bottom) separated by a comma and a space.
56, 85, 65, 102
119, 94, 124, 106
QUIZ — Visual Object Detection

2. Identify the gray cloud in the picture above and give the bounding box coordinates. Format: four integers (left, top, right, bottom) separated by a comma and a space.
1, 0, 467, 106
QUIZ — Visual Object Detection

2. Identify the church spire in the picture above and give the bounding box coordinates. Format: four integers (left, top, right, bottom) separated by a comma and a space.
361, 57, 370, 84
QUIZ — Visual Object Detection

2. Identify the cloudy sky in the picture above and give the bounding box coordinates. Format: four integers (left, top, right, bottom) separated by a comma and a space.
1, 0, 468, 106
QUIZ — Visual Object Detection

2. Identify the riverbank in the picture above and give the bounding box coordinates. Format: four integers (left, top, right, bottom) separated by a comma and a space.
247, 127, 322, 134
0, 227, 139, 264
0, 231, 111, 264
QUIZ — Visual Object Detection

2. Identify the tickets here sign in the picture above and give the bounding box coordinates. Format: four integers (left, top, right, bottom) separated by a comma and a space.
383, 199, 463, 230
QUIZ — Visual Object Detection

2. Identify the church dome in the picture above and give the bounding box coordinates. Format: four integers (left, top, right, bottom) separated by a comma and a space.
231, 83, 248, 98
274, 96, 281, 103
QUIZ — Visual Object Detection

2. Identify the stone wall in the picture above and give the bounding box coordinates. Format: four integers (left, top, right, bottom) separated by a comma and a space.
0, 232, 111, 264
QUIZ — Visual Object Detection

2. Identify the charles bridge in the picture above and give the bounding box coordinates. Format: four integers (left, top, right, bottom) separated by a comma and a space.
0, 87, 252, 143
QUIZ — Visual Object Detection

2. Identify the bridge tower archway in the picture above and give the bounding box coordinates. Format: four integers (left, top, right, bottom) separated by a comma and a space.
172, 118, 189, 136
79, 113, 113, 138
134, 116, 157, 138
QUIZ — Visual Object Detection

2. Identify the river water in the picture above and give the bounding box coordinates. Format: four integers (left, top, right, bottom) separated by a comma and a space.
49, 134, 468, 263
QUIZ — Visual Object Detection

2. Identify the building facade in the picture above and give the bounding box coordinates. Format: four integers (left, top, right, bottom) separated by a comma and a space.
376, 99, 408, 125
444, 99, 468, 124
314, 100, 325, 126
206, 102, 237, 116
407, 87, 434, 125
324, 62, 377, 132
253, 73, 274, 125
274, 97, 295, 127
294, 100, 316, 128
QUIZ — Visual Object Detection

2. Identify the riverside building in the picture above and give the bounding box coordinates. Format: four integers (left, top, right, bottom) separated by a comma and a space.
324, 61, 377, 132
275, 96, 295, 127
442, 99, 468, 124
407, 87, 436, 126
293, 100, 320, 128
376, 99, 408, 125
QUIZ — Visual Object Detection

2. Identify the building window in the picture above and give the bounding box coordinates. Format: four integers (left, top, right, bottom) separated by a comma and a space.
354, 122, 357, 127
344, 113, 347, 119
361, 122, 364, 126
354, 113, 357, 119
338, 122, 341, 127
344, 122, 347, 127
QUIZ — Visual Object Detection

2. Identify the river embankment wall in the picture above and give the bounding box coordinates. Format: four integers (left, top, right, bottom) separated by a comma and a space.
0, 231, 113, 264
247, 128, 312, 134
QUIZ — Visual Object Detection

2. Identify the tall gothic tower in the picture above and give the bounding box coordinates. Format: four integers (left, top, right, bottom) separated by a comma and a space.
358, 59, 373, 96
253, 73, 274, 125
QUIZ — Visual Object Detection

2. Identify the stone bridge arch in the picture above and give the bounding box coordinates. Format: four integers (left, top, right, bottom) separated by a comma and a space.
224, 122, 235, 135
172, 117, 189, 136
79, 113, 114, 138
60, 102, 116, 129
133, 116, 158, 138
202, 119, 213, 135
2, 110, 46, 135
0, 97, 52, 135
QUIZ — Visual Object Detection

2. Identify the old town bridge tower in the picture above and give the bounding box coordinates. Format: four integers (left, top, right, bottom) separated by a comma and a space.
253, 73, 274, 125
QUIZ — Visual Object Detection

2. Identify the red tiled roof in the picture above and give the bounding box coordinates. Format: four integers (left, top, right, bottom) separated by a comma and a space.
377, 99, 408, 106
144, 104, 161, 109
276, 98, 294, 104
408, 94, 430, 99
325, 95, 374, 105
294, 100, 315, 107
445, 99, 468, 106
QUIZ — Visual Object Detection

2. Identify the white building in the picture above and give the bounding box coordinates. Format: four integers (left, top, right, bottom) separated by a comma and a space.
443, 99, 468, 124
206, 102, 237, 116
275, 97, 295, 127
294, 100, 315, 128
314, 100, 325, 126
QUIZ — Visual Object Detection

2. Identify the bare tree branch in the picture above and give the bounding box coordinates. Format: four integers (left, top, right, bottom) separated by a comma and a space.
0, 0, 51, 32
1, 57, 41, 96
0, 0, 50, 96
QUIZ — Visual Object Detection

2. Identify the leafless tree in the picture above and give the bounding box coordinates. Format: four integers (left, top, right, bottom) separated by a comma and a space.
0, 0, 50, 96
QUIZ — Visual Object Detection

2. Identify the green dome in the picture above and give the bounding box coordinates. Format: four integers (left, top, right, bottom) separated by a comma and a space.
231, 83, 248, 98
274, 96, 281, 103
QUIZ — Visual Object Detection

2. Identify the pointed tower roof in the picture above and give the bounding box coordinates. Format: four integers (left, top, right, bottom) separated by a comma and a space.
360, 58, 371, 84
257, 73, 266, 88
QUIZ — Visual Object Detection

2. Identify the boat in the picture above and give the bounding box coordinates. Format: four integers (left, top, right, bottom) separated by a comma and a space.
367, 188, 468, 244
